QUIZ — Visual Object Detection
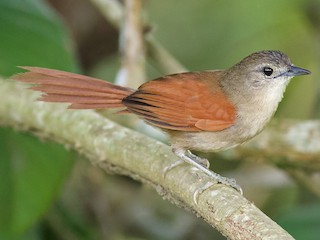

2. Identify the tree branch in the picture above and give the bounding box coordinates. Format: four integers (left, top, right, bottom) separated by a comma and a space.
0, 78, 295, 239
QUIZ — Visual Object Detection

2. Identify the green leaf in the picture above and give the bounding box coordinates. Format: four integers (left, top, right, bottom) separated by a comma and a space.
0, 0, 77, 76
0, 129, 74, 237
0, 0, 77, 238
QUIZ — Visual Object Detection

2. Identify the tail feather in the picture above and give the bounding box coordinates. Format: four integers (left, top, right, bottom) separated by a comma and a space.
38, 94, 122, 104
30, 85, 125, 98
12, 67, 134, 109
68, 103, 124, 109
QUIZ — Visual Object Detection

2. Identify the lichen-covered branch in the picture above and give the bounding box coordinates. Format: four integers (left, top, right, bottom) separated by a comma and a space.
0, 78, 294, 239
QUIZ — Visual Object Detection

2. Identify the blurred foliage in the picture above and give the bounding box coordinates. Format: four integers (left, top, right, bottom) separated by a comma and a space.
0, 129, 74, 240
0, 0, 77, 76
0, 0, 76, 239
278, 204, 320, 239
0, 0, 319, 239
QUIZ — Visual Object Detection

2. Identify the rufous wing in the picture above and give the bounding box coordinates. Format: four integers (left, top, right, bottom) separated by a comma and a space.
123, 71, 236, 132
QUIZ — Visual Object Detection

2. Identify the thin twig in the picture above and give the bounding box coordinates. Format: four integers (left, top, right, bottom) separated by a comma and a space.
115, 0, 146, 87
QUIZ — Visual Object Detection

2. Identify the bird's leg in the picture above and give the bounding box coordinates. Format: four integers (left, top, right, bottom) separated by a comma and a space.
163, 150, 209, 176
164, 148, 242, 204
185, 150, 210, 168
172, 148, 239, 188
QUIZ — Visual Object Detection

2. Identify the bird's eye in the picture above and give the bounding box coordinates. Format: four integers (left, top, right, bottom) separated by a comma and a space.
263, 67, 273, 76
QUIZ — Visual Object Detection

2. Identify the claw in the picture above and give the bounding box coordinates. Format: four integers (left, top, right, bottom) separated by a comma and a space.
193, 182, 215, 205
162, 159, 185, 178
186, 150, 210, 168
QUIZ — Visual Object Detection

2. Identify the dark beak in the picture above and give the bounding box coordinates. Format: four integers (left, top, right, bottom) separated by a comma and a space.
285, 65, 311, 77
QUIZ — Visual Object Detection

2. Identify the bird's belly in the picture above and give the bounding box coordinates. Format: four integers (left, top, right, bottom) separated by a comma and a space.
169, 101, 276, 152
169, 129, 244, 152
169, 118, 265, 152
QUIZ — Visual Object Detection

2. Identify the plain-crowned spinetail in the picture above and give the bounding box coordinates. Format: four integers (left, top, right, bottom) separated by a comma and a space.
12, 50, 311, 194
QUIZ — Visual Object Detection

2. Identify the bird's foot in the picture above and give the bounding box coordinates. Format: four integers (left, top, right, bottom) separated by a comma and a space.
162, 149, 209, 177
164, 148, 242, 204
186, 150, 210, 168
192, 167, 242, 204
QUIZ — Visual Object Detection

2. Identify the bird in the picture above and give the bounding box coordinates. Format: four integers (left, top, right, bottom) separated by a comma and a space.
11, 50, 311, 194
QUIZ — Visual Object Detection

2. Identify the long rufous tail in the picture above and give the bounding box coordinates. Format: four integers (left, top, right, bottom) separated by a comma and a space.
12, 67, 134, 109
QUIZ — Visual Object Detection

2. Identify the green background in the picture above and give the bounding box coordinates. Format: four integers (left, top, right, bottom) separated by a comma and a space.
0, 0, 319, 239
